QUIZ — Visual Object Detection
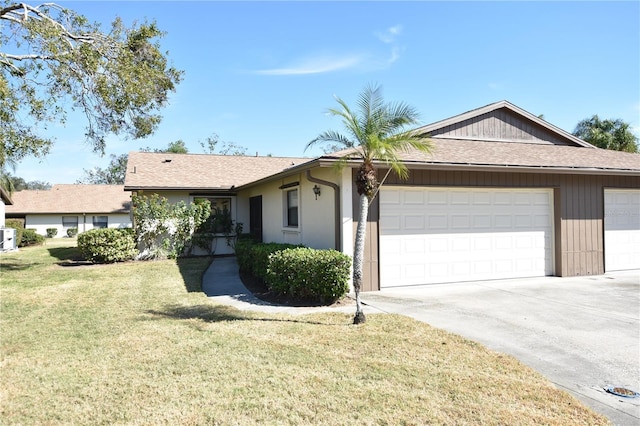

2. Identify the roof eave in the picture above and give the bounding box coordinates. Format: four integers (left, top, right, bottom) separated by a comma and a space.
0, 187, 13, 205
234, 159, 323, 190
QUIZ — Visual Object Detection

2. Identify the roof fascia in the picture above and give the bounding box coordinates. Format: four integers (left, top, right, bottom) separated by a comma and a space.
234, 159, 323, 191
389, 161, 640, 177
413, 100, 595, 148
0, 187, 13, 205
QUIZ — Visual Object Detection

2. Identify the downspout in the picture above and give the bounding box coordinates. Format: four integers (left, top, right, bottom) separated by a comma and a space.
305, 170, 341, 251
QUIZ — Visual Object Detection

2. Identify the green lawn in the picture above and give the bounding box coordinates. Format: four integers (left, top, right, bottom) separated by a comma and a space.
0, 240, 609, 425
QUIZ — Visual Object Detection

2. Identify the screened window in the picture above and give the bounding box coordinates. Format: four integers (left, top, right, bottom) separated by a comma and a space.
92, 216, 108, 229
195, 197, 232, 233
62, 216, 78, 229
286, 189, 299, 227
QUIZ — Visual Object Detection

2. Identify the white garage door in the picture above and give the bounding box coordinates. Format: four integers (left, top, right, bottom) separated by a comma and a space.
380, 187, 554, 287
604, 189, 640, 271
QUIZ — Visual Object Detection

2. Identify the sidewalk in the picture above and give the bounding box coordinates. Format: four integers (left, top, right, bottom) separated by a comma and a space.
201, 256, 357, 315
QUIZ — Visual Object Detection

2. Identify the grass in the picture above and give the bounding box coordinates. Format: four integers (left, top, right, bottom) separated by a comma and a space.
1, 240, 610, 425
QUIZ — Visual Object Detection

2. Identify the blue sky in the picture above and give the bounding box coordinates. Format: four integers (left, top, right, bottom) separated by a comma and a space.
13, 0, 640, 184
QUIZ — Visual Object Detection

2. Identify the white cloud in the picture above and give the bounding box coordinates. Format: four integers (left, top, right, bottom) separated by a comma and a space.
377, 25, 403, 44
388, 46, 402, 65
252, 54, 364, 75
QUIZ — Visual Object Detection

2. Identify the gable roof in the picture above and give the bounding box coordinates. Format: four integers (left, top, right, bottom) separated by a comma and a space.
414, 100, 594, 148
124, 152, 312, 191
5, 185, 131, 214
320, 101, 639, 175
124, 101, 640, 193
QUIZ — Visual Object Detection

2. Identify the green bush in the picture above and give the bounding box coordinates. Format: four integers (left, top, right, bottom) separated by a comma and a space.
77, 228, 137, 263
66, 227, 78, 238
46, 228, 58, 238
236, 240, 300, 281
266, 248, 351, 304
234, 237, 255, 272
5, 219, 24, 245
21, 229, 45, 247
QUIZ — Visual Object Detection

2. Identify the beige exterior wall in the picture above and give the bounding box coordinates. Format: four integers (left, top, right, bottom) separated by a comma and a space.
1, 201, 5, 227
25, 213, 131, 236
239, 167, 341, 250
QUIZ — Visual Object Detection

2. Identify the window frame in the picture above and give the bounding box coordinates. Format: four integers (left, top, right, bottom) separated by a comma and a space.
92, 215, 108, 229
284, 188, 299, 228
62, 215, 78, 229
193, 196, 233, 234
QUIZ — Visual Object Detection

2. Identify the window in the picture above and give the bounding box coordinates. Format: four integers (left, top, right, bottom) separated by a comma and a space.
92, 216, 108, 229
194, 197, 232, 233
62, 216, 78, 229
286, 189, 299, 227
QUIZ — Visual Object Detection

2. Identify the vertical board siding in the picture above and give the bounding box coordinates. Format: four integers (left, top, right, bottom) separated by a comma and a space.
360, 169, 640, 290
429, 109, 572, 145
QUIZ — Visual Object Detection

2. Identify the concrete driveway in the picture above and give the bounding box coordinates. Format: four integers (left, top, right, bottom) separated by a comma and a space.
359, 271, 640, 426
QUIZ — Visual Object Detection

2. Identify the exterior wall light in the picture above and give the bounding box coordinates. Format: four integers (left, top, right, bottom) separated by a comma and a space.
313, 184, 321, 200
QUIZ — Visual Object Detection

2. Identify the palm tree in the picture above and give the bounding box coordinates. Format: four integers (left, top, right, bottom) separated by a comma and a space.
307, 84, 431, 324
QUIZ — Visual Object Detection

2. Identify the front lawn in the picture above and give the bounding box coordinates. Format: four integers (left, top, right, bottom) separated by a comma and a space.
0, 240, 609, 425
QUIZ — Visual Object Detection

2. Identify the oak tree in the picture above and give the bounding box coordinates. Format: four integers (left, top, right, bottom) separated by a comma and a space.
0, 2, 183, 168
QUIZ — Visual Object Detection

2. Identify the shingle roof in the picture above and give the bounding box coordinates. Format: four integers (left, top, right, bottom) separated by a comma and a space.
322, 139, 640, 173
5, 185, 131, 214
396, 138, 640, 172
124, 152, 312, 190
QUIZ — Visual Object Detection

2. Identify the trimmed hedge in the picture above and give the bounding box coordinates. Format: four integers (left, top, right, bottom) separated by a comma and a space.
67, 227, 78, 238
21, 229, 45, 247
235, 238, 300, 281
46, 228, 58, 238
266, 248, 351, 303
77, 228, 137, 263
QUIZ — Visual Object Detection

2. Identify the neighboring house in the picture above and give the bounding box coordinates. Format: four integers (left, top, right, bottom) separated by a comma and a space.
1, 186, 12, 227
5, 184, 132, 236
125, 101, 640, 291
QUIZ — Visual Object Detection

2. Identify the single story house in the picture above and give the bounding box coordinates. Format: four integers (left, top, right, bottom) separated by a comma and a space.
5, 184, 132, 236
124, 101, 640, 291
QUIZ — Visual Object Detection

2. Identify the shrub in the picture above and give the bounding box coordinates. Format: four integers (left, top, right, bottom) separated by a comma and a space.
20, 229, 45, 247
66, 227, 78, 238
46, 228, 58, 238
266, 248, 351, 304
5, 219, 24, 245
77, 228, 137, 263
133, 194, 211, 259
235, 240, 300, 281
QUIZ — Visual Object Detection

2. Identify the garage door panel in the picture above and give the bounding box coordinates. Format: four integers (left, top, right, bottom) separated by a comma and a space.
604, 189, 640, 271
380, 187, 553, 287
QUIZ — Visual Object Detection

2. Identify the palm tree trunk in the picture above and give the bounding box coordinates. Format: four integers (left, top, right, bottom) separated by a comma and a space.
352, 192, 369, 324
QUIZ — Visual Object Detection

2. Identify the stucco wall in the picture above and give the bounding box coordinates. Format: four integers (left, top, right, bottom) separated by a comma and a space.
0, 201, 5, 227
238, 167, 341, 250
25, 214, 132, 236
